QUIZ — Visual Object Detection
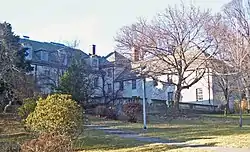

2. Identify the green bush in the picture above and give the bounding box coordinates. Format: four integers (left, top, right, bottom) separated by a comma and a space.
25, 94, 83, 136
18, 97, 37, 120
21, 132, 72, 152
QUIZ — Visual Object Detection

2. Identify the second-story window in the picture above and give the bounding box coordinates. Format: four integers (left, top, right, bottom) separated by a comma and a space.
132, 79, 136, 90
108, 83, 112, 92
107, 69, 112, 77
119, 81, 124, 90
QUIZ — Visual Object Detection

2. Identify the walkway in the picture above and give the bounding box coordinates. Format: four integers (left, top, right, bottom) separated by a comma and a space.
85, 124, 250, 152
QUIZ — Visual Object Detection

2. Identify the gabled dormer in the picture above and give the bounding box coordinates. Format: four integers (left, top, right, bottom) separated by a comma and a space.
21, 43, 33, 60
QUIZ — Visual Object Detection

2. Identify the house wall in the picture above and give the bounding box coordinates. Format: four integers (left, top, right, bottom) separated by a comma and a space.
31, 64, 65, 94
91, 58, 127, 98
180, 69, 215, 105
115, 76, 175, 104
114, 68, 223, 107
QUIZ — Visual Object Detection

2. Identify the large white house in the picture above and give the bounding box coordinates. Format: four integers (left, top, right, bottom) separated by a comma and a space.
92, 49, 226, 111
21, 37, 226, 111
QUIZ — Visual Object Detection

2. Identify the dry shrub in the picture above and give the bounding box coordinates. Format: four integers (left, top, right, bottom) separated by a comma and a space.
21, 133, 72, 152
234, 99, 249, 113
0, 142, 21, 152
95, 105, 106, 117
123, 102, 142, 122
94, 105, 117, 120
105, 107, 118, 120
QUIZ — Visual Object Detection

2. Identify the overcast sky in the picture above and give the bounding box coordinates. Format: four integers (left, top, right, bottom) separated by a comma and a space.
0, 0, 231, 56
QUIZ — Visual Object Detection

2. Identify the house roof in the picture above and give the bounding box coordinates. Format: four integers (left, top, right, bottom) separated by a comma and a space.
114, 68, 139, 82
20, 38, 90, 67
20, 38, 89, 58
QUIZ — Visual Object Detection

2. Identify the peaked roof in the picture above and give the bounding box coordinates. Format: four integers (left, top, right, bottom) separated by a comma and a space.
115, 68, 139, 82
20, 38, 89, 58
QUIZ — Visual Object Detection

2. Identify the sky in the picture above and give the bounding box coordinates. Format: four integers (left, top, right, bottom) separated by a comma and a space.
0, 0, 231, 56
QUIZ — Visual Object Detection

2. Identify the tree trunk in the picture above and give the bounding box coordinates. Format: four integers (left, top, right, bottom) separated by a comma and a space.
3, 100, 12, 113
245, 88, 250, 113
224, 88, 230, 115
174, 87, 181, 111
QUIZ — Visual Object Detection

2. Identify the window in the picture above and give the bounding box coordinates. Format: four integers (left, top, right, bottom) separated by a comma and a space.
168, 92, 174, 101
24, 46, 32, 60
108, 83, 112, 92
92, 58, 98, 68
167, 74, 173, 84
168, 92, 174, 107
119, 81, 124, 90
132, 79, 136, 89
107, 69, 112, 77
196, 88, 203, 101
44, 70, 50, 76
153, 79, 158, 86
60, 54, 67, 65
196, 70, 202, 77
41, 51, 48, 61
196, 70, 199, 76
94, 77, 99, 87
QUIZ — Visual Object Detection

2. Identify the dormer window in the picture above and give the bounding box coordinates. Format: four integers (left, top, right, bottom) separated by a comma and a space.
59, 53, 67, 65
41, 51, 48, 61
92, 58, 98, 68
24, 46, 33, 60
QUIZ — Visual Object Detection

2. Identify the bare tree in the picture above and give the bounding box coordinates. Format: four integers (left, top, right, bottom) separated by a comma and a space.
94, 68, 122, 107
63, 39, 80, 49
223, 0, 250, 111
115, 4, 218, 110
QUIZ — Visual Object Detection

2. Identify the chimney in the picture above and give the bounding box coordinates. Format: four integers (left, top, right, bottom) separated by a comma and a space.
92, 44, 96, 55
132, 47, 139, 61
23, 35, 30, 39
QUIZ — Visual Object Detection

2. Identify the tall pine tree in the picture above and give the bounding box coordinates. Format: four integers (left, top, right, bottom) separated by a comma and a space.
57, 58, 94, 107
0, 22, 34, 112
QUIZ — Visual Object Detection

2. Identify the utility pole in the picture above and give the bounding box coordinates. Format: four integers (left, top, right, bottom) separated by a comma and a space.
112, 63, 115, 105
142, 77, 147, 130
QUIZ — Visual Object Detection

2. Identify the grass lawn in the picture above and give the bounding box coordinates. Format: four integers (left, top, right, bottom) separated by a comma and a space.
0, 116, 35, 144
0, 113, 213, 152
76, 128, 212, 152
88, 114, 250, 149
